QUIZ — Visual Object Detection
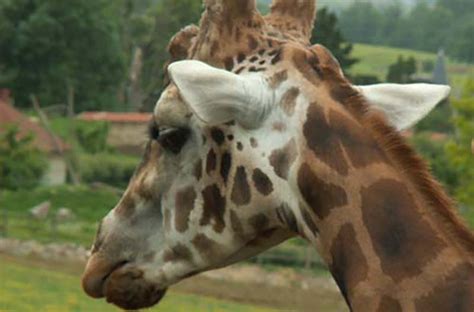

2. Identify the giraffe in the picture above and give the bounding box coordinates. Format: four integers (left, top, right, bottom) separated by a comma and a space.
81, 0, 474, 311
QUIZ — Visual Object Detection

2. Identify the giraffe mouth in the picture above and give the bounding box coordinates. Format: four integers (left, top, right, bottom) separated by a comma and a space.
82, 256, 129, 299
82, 256, 168, 309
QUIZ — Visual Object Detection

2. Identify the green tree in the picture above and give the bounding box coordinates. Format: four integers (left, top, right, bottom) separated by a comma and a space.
437, 0, 474, 17
311, 8, 358, 72
386, 55, 417, 83
446, 79, 474, 218
128, 0, 202, 111
339, 3, 380, 45
0, 0, 125, 111
0, 126, 47, 190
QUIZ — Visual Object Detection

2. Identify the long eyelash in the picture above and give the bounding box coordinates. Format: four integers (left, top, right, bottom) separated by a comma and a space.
148, 119, 160, 140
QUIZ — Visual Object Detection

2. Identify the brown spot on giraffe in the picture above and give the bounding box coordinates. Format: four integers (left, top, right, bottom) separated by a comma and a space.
224, 57, 234, 71
234, 67, 245, 74
163, 244, 193, 263
192, 233, 221, 262
247, 34, 258, 50
301, 208, 318, 235
272, 121, 286, 132
415, 263, 474, 312
206, 149, 217, 175
220, 152, 232, 184
231, 166, 251, 206
163, 207, 171, 231
303, 104, 349, 175
210, 127, 225, 146
275, 203, 298, 233
280, 87, 300, 116
297, 163, 348, 220
236, 142, 243, 151
269, 139, 297, 180
268, 70, 288, 89
200, 184, 226, 233
237, 52, 246, 63
377, 296, 402, 312
249, 214, 270, 234
328, 109, 386, 168
174, 186, 196, 233
330, 223, 368, 309
250, 137, 258, 148
252, 168, 273, 196
361, 179, 447, 282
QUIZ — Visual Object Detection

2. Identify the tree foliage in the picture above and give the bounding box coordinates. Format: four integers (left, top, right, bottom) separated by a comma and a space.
386, 55, 417, 83
119, 0, 202, 110
446, 80, 474, 209
0, 0, 125, 111
311, 8, 358, 72
339, 0, 474, 62
0, 125, 47, 190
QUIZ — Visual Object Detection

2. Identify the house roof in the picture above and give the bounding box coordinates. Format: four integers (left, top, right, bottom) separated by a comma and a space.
78, 111, 152, 123
0, 98, 68, 154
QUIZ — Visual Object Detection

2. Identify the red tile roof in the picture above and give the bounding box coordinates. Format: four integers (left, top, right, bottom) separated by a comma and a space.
78, 111, 152, 123
0, 99, 68, 154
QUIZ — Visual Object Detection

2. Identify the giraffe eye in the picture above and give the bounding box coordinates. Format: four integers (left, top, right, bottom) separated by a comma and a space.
157, 127, 190, 154
148, 122, 160, 140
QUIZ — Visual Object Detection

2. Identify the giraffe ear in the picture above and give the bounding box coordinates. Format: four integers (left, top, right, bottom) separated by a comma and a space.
167, 60, 273, 128
357, 83, 451, 131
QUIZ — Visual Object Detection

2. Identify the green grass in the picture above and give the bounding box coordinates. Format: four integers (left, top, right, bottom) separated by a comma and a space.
350, 43, 474, 89
0, 185, 118, 246
0, 185, 119, 222
0, 255, 274, 312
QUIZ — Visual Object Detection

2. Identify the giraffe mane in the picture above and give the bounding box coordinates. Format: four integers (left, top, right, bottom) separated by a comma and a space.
325, 66, 474, 256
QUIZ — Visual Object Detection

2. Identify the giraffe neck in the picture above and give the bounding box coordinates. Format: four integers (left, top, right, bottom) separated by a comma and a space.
295, 102, 474, 311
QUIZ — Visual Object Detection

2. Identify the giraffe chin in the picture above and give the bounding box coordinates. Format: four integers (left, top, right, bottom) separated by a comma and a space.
103, 266, 168, 310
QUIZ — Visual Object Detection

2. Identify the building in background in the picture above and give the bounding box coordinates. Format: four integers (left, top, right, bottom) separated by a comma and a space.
78, 112, 151, 155
0, 89, 69, 185
432, 49, 449, 85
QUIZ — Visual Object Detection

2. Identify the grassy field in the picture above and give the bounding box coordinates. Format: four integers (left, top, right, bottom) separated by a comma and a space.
0, 255, 274, 312
350, 43, 474, 89
0, 185, 118, 246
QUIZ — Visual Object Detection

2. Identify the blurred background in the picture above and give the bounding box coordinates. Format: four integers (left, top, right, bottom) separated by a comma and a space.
0, 0, 473, 311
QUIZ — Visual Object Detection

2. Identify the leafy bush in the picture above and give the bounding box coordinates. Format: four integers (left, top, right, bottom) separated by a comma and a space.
410, 132, 460, 194
50, 118, 109, 154
415, 102, 454, 134
445, 80, 474, 224
78, 153, 139, 188
0, 125, 47, 190
74, 120, 109, 154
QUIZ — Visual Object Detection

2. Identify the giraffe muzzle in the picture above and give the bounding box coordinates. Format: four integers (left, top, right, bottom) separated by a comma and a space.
81, 254, 128, 298
82, 254, 168, 309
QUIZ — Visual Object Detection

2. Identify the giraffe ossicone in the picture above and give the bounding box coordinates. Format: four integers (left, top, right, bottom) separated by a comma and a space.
82, 0, 474, 310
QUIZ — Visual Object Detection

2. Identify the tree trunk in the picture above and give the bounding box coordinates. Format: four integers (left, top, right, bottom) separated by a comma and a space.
67, 83, 75, 117
129, 46, 144, 111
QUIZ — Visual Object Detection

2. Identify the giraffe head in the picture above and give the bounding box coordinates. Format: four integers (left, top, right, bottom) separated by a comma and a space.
81, 0, 451, 309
